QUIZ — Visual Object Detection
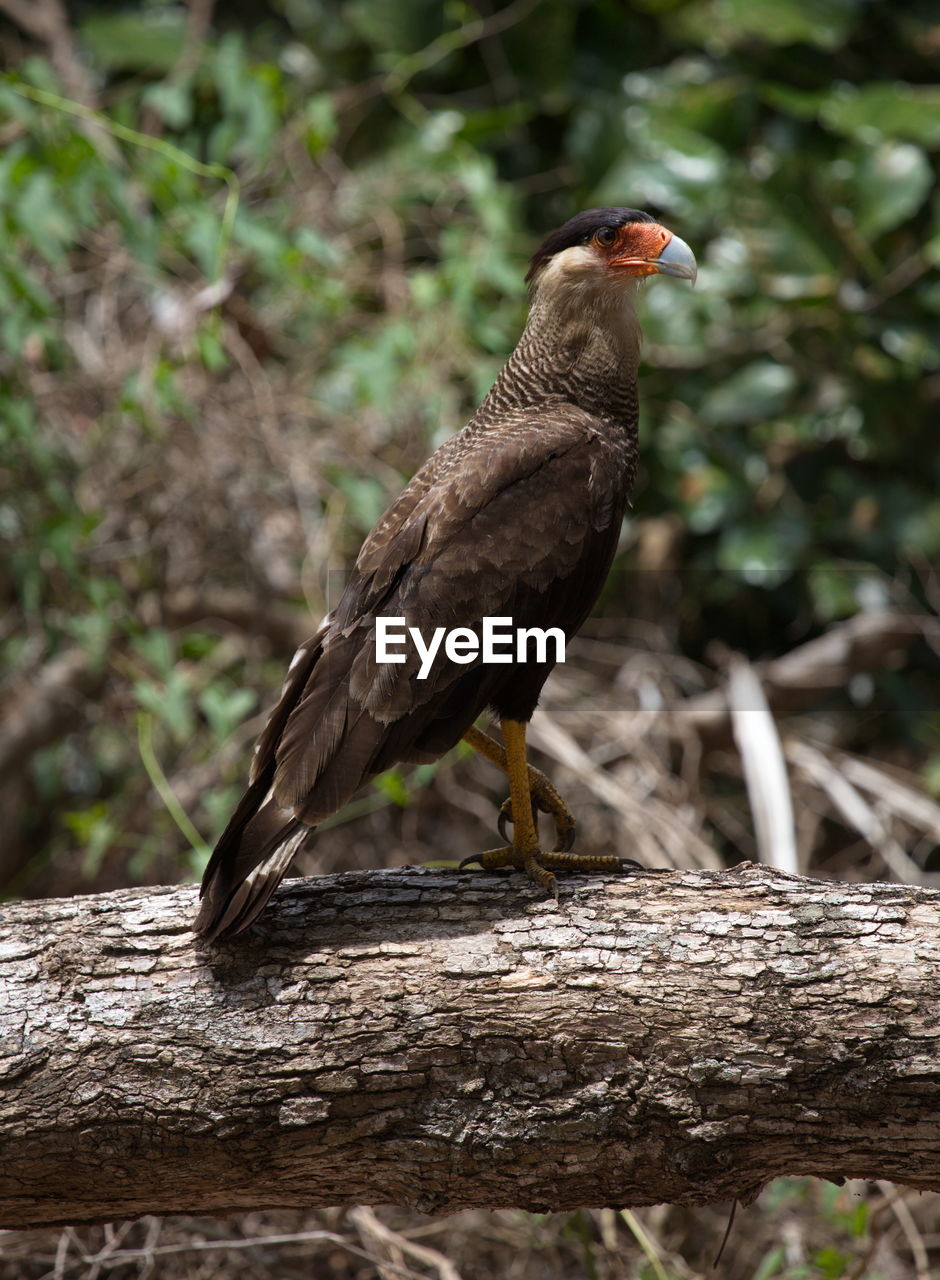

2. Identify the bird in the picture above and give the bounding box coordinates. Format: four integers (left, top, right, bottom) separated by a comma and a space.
195, 207, 697, 941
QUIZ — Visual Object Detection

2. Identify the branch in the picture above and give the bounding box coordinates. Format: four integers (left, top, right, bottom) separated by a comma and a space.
678, 610, 926, 746
0, 647, 105, 778
3, 865, 940, 1229
0, 0, 93, 102
0, 0, 121, 160
161, 585, 308, 653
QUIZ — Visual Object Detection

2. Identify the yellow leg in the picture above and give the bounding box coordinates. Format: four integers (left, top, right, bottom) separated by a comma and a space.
503, 719, 544, 871
462, 723, 505, 768
462, 723, 575, 850
460, 719, 631, 892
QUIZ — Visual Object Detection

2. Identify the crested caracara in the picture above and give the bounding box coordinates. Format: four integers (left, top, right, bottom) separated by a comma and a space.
196, 207, 696, 941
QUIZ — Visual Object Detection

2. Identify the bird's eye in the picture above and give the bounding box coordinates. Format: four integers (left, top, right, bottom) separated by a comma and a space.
594, 226, 617, 247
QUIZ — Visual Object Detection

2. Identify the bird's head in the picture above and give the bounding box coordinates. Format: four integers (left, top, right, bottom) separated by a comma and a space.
526, 208, 697, 295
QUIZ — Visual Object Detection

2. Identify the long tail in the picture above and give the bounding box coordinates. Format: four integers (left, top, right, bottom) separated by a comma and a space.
195, 633, 327, 941
194, 777, 311, 942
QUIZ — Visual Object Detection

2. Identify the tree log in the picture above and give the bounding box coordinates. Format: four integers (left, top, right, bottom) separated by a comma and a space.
3, 864, 940, 1230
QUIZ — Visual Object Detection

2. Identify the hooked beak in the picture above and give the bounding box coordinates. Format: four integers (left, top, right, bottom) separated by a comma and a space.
652, 233, 697, 283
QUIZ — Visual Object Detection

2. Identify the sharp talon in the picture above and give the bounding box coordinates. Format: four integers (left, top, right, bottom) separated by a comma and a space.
498, 792, 577, 853
462, 845, 515, 872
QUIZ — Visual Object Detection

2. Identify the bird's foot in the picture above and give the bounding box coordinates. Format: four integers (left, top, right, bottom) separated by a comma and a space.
460, 844, 558, 895
497, 769, 576, 852
460, 846, 640, 896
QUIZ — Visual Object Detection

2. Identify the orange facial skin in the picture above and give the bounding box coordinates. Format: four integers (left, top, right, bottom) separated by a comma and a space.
604, 222, 701, 282
608, 222, 676, 276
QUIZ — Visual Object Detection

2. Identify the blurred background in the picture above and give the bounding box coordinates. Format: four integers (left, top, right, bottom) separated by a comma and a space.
2, 0, 939, 1275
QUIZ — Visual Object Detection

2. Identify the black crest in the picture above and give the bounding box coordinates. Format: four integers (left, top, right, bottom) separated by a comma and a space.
525, 207, 654, 284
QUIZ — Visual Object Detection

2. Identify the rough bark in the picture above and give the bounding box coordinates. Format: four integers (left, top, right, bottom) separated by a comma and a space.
2, 864, 940, 1230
